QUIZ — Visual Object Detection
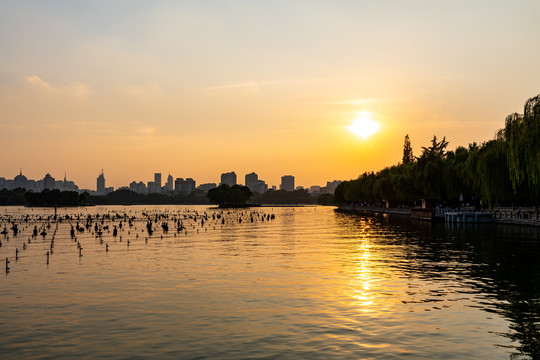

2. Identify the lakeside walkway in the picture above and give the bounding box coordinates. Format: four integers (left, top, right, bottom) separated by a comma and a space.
336, 205, 540, 227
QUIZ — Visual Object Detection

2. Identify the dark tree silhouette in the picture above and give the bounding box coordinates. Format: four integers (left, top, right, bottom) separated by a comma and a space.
421, 135, 449, 158
207, 184, 253, 206
402, 134, 414, 164
335, 94, 540, 208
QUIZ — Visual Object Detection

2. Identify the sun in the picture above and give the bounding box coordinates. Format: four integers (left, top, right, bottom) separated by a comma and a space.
348, 113, 380, 139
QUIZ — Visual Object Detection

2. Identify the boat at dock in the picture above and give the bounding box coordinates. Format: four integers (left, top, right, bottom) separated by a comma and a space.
410, 208, 437, 221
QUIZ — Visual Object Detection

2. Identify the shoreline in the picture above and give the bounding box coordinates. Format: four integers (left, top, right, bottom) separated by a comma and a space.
23, 204, 96, 208
336, 205, 540, 227
335, 205, 411, 216
1, 203, 317, 209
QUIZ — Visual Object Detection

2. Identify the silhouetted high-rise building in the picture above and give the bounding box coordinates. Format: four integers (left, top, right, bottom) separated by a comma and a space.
175, 178, 196, 194
185, 178, 196, 193
165, 174, 174, 192
14, 170, 27, 189
220, 171, 237, 186
197, 183, 217, 192
245, 172, 268, 193
323, 180, 342, 194
44, 173, 56, 190
97, 170, 105, 195
130, 181, 147, 193
148, 181, 160, 193
256, 180, 268, 193
26, 179, 38, 192
245, 172, 258, 191
154, 173, 162, 189
56, 173, 78, 192
280, 175, 295, 192
174, 178, 183, 193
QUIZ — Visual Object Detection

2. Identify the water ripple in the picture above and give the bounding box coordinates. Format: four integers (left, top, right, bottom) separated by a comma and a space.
0, 206, 539, 359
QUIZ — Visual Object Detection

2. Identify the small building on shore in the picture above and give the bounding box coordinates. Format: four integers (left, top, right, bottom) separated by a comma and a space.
421, 198, 438, 209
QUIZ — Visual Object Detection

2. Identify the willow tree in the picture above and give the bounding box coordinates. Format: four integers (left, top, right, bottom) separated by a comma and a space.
504, 112, 525, 191
476, 140, 513, 207
504, 95, 540, 194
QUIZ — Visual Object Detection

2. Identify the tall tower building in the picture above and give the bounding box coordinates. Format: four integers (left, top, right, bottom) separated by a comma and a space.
14, 169, 28, 189
245, 172, 258, 191
220, 171, 237, 186
174, 178, 184, 193
185, 178, 196, 193
280, 175, 295, 192
165, 174, 174, 192
97, 170, 105, 195
154, 173, 162, 189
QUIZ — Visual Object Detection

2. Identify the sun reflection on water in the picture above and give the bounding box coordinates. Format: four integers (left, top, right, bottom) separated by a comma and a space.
350, 235, 375, 309
0, 206, 535, 359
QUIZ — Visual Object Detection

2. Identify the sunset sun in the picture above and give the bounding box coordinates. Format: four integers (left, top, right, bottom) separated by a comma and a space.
348, 113, 380, 139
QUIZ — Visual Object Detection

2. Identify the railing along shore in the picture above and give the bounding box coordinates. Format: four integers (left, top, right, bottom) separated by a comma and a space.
336, 204, 540, 227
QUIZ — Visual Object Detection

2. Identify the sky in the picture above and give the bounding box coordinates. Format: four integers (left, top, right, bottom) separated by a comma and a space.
1, 0, 539, 190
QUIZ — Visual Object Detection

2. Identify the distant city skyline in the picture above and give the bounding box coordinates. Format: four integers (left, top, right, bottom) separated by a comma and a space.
0, 168, 343, 191
0, 169, 341, 195
0, 170, 79, 193
1, 2, 539, 192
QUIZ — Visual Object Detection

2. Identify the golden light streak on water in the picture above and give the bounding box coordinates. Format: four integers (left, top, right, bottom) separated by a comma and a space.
0, 205, 538, 359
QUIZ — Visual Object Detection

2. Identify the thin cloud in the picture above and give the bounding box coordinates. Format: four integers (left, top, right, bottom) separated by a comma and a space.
22, 75, 91, 99
137, 127, 157, 135
117, 83, 164, 98
197, 78, 322, 91
23, 75, 54, 90
322, 98, 386, 105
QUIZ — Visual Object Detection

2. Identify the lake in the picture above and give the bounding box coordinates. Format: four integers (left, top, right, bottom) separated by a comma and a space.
0, 205, 539, 359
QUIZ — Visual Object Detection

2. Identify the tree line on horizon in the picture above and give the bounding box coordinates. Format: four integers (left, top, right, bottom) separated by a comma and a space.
207, 184, 332, 206
334, 94, 540, 208
0, 188, 212, 206
0, 186, 333, 206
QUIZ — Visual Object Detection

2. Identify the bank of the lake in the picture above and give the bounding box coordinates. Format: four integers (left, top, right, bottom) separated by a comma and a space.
337, 204, 540, 227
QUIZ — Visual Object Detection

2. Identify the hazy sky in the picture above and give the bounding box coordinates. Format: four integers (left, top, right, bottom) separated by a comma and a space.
1, 0, 539, 189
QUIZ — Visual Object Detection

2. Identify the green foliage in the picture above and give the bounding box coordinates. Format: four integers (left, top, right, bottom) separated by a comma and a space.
207, 184, 253, 206
0, 188, 27, 205
421, 135, 449, 159
89, 189, 210, 205
504, 95, 540, 191
17, 189, 85, 206
253, 189, 315, 205
335, 94, 540, 208
475, 140, 513, 207
317, 193, 334, 206
402, 134, 414, 164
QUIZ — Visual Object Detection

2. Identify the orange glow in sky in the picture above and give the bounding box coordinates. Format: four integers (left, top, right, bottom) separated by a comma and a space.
0, 1, 539, 189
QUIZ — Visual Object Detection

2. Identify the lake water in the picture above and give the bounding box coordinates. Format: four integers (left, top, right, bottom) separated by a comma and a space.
0, 205, 539, 359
